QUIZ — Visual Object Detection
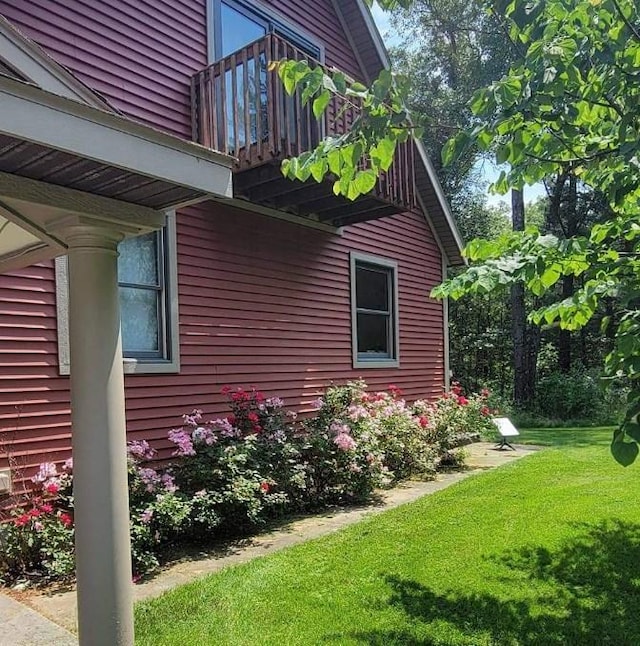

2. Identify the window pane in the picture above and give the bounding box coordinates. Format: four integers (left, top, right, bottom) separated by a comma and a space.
118, 232, 159, 286
357, 312, 389, 356
119, 287, 160, 353
356, 265, 389, 312
221, 2, 266, 57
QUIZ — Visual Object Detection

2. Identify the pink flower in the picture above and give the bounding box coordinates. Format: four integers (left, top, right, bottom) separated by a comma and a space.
260, 482, 270, 493
140, 509, 154, 525
45, 482, 60, 495
32, 462, 57, 484
388, 384, 403, 398
33, 521, 44, 532
63, 457, 73, 472
59, 512, 73, 528
481, 406, 491, 417
334, 432, 357, 452
127, 440, 155, 461
192, 426, 217, 445
182, 409, 203, 427
13, 514, 30, 527
40, 503, 53, 514
418, 416, 429, 428
457, 396, 469, 406
347, 405, 369, 422
161, 473, 177, 493
329, 421, 350, 435
168, 429, 196, 457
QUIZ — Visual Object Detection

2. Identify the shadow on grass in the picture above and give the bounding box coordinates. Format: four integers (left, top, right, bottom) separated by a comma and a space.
342, 520, 640, 645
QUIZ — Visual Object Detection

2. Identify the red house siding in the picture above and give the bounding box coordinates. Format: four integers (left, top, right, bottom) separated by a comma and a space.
0, 1, 446, 482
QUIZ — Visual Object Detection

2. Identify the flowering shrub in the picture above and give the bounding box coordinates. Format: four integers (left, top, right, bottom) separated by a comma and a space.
167, 391, 299, 531
413, 382, 496, 466
0, 380, 496, 584
126, 440, 193, 575
0, 460, 74, 583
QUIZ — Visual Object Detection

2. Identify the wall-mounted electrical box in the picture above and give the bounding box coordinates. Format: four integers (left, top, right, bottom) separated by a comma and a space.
0, 468, 11, 495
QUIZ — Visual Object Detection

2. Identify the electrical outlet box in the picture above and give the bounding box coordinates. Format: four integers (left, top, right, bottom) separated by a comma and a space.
0, 468, 11, 495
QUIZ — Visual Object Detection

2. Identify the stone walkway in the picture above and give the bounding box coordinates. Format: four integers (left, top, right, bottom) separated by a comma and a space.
1, 442, 538, 643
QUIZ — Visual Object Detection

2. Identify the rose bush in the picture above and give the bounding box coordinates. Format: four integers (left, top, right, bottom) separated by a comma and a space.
0, 380, 496, 583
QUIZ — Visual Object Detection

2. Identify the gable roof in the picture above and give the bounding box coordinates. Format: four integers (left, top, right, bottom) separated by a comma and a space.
333, 1, 465, 266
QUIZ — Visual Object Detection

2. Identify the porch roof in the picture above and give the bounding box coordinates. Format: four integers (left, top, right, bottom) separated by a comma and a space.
0, 71, 233, 272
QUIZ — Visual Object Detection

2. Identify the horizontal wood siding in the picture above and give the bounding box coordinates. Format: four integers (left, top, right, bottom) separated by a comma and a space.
0, 263, 72, 488
0, 207, 443, 478
0, 0, 364, 138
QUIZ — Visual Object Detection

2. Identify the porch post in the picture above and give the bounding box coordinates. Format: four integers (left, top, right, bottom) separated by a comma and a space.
65, 223, 134, 646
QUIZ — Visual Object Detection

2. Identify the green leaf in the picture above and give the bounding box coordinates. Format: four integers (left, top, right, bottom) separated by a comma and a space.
442, 132, 470, 166
354, 169, 377, 195
313, 90, 331, 120
371, 138, 396, 172
611, 438, 639, 467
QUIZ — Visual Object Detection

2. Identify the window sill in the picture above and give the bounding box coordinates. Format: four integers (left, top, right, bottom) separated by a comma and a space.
58, 358, 180, 376
353, 357, 400, 369
123, 358, 180, 375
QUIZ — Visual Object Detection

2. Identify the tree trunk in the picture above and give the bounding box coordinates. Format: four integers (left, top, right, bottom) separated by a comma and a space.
511, 188, 528, 406
558, 274, 574, 373
557, 175, 579, 373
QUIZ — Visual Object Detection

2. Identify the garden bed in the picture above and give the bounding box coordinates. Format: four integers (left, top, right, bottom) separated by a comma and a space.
0, 380, 497, 586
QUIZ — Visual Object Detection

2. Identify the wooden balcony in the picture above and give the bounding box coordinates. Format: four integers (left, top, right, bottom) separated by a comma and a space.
191, 33, 416, 227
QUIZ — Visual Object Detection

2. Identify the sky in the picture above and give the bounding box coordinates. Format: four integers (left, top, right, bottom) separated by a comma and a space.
369, 3, 546, 207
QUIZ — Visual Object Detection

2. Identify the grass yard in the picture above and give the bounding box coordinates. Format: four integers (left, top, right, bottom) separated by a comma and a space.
135, 427, 640, 645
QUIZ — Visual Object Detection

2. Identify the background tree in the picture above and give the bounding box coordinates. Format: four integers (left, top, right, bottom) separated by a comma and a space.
436, 0, 640, 463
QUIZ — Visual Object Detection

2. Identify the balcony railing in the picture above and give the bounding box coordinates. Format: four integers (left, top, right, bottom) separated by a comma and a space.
191, 33, 416, 226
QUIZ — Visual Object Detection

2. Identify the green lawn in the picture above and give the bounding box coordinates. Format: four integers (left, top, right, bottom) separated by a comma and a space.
135, 427, 640, 645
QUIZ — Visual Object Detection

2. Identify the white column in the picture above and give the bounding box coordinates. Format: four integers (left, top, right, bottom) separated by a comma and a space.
66, 224, 134, 646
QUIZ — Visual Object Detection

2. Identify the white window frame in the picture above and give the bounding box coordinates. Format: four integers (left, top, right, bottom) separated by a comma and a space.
56, 211, 180, 375
350, 251, 400, 369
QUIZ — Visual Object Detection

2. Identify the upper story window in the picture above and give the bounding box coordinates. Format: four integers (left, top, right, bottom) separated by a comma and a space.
350, 252, 400, 369
210, 0, 321, 61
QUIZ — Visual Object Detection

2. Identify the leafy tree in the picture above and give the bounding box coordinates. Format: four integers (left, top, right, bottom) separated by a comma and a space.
436, 0, 640, 463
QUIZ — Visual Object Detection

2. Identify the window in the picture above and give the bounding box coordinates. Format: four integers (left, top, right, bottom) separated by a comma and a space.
56, 213, 180, 375
117, 230, 166, 358
209, 0, 322, 62
208, 0, 322, 153
350, 253, 399, 368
